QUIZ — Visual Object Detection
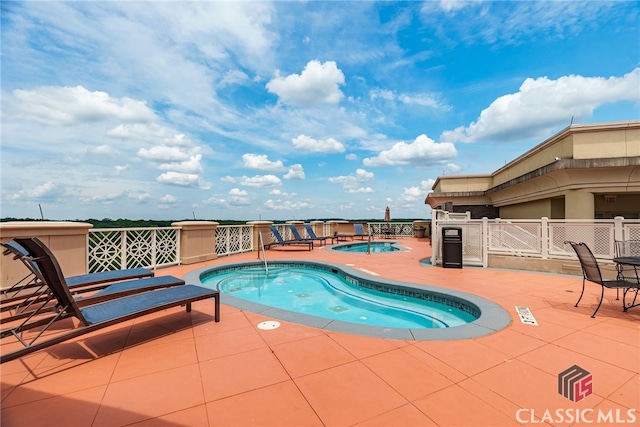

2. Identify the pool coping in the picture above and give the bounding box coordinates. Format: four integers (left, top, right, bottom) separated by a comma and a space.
184, 260, 512, 341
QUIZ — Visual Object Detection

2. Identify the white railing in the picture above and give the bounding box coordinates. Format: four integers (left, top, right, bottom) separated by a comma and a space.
215, 225, 253, 256
88, 227, 181, 272
431, 216, 640, 267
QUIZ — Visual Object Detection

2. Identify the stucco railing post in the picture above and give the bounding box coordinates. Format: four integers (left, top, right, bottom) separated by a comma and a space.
247, 221, 274, 252
171, 221, 218, 265
0, 221, 92, 291
309, 221, 324, 237
286, 220, 304, 238
328, 220, 350, 237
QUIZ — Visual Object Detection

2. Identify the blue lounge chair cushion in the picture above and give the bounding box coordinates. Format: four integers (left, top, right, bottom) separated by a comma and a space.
82, 285, 216, 324
66, 268, 154, 287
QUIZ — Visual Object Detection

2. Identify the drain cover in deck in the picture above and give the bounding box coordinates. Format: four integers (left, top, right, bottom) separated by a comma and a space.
257, 321, 281, 330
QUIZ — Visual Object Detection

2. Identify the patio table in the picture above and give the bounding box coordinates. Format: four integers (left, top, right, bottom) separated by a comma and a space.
613, 256, 640, 312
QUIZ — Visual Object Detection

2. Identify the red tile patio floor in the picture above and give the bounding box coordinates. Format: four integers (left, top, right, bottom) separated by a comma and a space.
1, 238, 639, 426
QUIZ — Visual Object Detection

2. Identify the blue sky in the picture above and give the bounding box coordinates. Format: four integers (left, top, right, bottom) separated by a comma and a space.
1, 1, 638, 221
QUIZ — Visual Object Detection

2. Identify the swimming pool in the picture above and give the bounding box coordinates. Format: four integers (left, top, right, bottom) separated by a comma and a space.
329, 241, 403, 253
185, 261, 510, 340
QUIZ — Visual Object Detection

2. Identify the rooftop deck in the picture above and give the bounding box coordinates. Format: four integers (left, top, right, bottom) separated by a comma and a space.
2, 238, 638, 426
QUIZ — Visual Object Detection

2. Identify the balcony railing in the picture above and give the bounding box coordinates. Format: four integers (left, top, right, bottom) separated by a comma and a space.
88, 227, 181, 272
431, 216, 640, 267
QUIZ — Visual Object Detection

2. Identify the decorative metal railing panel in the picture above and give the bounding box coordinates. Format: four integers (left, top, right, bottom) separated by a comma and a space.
88, 227, 180, 272
215, 225, 253, 256
368, 222, 415, 237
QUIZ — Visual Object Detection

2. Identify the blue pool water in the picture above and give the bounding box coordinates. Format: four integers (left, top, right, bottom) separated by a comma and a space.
188, 261, 511, 340
201, 265, 476, 329
330, 241, 401, 253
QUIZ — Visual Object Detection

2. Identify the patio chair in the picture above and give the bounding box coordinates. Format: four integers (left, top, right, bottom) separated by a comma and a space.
1, 237, 219, 364
303, 224, 334, 245
353, 223, 367, 240
289, 224, 328, 246
2, 240, 154, 307
565, 241, 640, 318
1, 240, 180, 323
267, 226, 313, 250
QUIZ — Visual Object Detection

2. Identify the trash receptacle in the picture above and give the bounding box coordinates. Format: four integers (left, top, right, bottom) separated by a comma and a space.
442, 226, 462, 268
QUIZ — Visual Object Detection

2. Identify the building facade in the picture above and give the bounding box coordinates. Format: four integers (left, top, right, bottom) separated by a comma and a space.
425, 121, 640, 219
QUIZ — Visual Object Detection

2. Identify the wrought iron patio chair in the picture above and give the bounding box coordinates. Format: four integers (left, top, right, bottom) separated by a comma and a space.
565, 241, 640, 318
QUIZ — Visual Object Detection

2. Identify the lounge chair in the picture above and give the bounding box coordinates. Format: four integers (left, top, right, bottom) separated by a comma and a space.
1, 240, 180, 323
303, 224, 335, 245
353, 223, 367, 240
288, 224, 328, 246
267, 226, 313, 250
565, 241, 640, 317
1, 237, 220, 364
2, 240, 154, 306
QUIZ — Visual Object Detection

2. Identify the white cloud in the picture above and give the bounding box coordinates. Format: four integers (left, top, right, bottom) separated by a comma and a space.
284, 164, 305, 180
328, 168, 374, 193
9, 181, 62, 201
228, 188, 250, 205
160, 194, 177, 203
158, 154, 203, 174
156, 171, 207, 188
266, 60, 345, 106
9, 85, 156, 126
292, 135, 346, 153
242, 153, 286, 171
269, 189, 297, 196
219, 69, 250, 88
363, 134, 458, 166
401, 179, 435, 203
447, 163, 462, 172
370, 88, 450, 110
239, 174, 282, 188
442, 68, 640, 144
138, 146, 191, 162
264, 199, 314, 210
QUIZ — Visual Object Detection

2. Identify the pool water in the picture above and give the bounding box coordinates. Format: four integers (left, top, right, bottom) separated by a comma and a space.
202, 266, 477, 329
330, 241, 401, 253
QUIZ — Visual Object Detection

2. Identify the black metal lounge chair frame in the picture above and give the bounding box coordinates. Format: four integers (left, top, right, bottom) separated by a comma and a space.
2, 240, 154, 315
1, 240, 182, 324
1, 237, 219, 364
565, 241, 640, 318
